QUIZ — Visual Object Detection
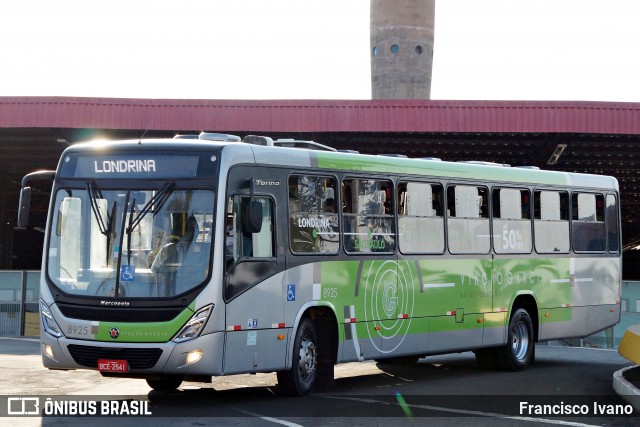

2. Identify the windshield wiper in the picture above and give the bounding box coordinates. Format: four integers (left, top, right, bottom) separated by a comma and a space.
87, 182, 117, 265
86, 182, 116, 237
123, 183, 173, 267
126, 199, 135, 266
126, 182, 174, 235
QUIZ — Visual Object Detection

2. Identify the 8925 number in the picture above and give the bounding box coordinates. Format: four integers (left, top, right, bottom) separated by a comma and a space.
322, 287, 338, 298
67, 324, 90, 336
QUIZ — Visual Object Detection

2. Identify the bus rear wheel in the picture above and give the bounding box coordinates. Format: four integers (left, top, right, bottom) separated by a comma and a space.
277, 318, 318, 396
146, 375, 184, 391
475, 308, 535, 371
500, 308, 534, 371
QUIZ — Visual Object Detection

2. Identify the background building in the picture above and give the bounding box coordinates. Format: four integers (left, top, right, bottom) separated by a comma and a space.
370, 0, 435, 99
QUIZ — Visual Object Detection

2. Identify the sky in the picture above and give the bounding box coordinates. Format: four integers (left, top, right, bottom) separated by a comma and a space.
1, 0, 639, 102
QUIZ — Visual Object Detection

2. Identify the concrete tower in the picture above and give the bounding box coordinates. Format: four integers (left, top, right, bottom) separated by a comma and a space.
370, 0, 435, 99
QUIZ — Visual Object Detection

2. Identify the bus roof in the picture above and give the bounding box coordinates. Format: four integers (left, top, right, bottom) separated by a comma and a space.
246, 142, 619, 191
62, 137, 619, 191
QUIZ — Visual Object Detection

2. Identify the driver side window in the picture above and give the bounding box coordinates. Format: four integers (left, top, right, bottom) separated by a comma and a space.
225, 195, 274, 266
224, 195, 277, 301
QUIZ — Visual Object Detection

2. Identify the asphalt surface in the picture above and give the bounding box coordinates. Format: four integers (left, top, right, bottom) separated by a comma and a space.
1, 337, 638, 426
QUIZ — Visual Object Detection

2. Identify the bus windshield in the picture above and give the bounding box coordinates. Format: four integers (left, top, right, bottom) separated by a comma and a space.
47, 185, 214, 299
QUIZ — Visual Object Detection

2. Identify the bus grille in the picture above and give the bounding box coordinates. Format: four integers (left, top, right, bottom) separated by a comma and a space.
58, 304, 183, 322
67, 345, 163, 369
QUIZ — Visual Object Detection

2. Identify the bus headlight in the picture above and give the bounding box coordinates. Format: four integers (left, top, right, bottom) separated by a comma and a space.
40, 300, 63, 338
173, 305, 213, 343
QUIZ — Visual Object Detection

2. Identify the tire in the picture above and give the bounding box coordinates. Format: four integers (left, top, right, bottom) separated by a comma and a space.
277, 318, 318, 396
146, 375, 184, 391
499, 308, 535, 371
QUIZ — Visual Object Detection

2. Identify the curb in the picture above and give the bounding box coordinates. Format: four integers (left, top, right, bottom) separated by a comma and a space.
613, 366, 640, 413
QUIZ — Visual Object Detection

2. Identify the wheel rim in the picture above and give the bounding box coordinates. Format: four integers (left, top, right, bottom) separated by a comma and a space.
511, 320, 530, 361
297, 336, 317, 385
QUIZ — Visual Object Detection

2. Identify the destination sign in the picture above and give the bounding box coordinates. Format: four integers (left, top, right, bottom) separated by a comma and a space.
68, 155, 200, 178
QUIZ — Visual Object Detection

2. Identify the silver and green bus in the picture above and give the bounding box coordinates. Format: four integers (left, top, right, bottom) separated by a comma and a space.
18, 133, 621, 395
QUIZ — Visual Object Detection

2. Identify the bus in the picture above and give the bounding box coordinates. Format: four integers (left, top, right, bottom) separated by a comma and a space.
17, 133, 622, 395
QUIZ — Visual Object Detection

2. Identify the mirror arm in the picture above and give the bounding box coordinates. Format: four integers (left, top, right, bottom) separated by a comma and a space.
16, 170, 55, 229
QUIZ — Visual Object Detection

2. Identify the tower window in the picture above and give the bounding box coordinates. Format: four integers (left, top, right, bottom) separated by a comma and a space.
390, 44, 399, 54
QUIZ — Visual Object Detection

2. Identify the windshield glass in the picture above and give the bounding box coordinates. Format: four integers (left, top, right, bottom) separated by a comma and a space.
47, 186, 214, 298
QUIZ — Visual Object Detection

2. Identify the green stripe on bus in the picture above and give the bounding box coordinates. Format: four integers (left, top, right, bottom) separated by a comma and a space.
314, 152, 568, 186
95, 303, 195, 343
320, 257, 572, 338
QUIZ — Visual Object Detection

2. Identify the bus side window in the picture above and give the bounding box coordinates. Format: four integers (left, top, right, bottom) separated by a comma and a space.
447, 185, 490, 254
492, 188, 532, 254
288, 175, 339, 254
398, 181, 444, 254
606, 194, 620, 253
342, 177, 395, 254
572, 192, 605, 252
534, 190, 570, 253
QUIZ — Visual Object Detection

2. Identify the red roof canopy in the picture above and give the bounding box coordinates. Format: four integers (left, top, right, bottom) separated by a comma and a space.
1, 96, 639, 135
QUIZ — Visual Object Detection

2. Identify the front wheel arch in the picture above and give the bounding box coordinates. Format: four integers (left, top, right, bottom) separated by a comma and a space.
277, 317, 319, 395
510, 293, 539, 342
277, 306, 339, 395
475, 304, 536, 371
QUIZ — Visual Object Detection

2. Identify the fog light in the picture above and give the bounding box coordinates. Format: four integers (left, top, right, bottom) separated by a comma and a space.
43, 344, 55, 360
185, 349, 203, 365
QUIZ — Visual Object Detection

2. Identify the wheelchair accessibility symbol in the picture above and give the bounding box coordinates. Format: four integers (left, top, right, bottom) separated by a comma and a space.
120, 265, 135, 282
287, 284, 296, 302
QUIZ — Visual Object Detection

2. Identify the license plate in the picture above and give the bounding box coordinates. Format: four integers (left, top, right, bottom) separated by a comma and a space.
98, 359, 128, 373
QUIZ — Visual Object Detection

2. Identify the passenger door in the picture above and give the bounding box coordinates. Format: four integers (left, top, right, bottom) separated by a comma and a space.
223, 167, 287, 373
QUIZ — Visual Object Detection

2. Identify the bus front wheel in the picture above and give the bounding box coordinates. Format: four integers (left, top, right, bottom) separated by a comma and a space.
146, 375, 184, 392
277, 318, 318, 396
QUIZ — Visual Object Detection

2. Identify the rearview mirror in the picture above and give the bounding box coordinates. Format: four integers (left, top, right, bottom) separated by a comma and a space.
242, 200, 263, 234
16, 187, 32, 229
16, 170, 55, 229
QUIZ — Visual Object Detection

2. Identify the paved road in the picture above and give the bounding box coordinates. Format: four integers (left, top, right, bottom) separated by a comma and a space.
1, 337, 637, 426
